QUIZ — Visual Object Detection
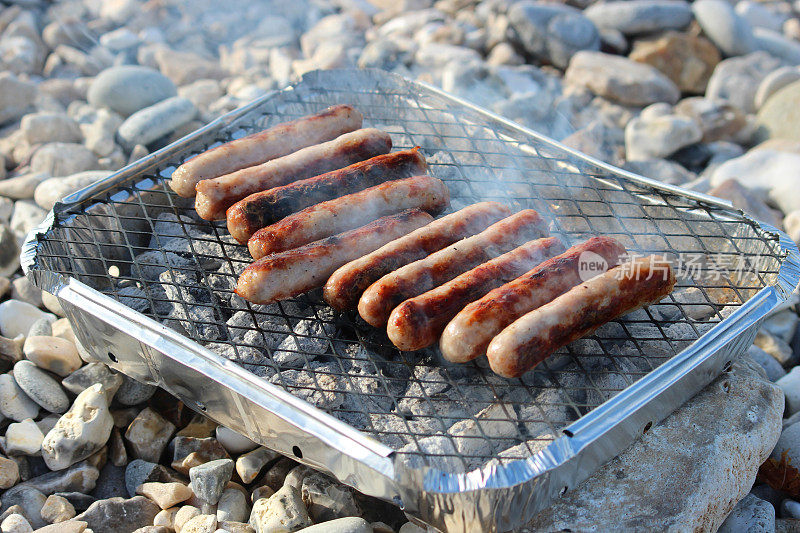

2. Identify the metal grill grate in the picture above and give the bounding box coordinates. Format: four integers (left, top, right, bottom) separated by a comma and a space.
33, 70, 784, 476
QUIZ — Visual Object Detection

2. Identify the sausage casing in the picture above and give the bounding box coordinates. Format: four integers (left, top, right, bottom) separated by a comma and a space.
323, 201, 511, 311
487, 255, 676, 378
235, 209, 433, 304
226, 148, 427, 243
170, 104, 362, 197
357, 209, 549, 328
387, 236, 565, 351
195, 128, 392, 220
440, 236, 626, 363
247, 175, 449, 259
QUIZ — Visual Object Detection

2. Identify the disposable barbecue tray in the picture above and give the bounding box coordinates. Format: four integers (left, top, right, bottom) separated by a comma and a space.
21, 69, 800, 532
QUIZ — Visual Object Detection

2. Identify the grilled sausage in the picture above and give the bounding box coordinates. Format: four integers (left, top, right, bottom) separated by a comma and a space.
195, 128, 392, 220
323, 201, 511, 311
486, 255, 676, 378
387, 237, 565, 351
247, 175, 450, 259
170, 105, 362, 197
235, 209, 433, 304
440, 236, 626, 363
357, 209, 549, 328
226, 148, 427, 243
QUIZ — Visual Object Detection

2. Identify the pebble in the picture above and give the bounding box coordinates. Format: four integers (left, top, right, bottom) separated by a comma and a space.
153, 507, 179, 529
136, 482, 193, 510
0, 173, 49, 201
629, 32, 720, 94
785, 210, 800, 244
125, 407, 176, 463
62, 363, 122, 396
755, 67, 800, 111
34, 522, 88, 533
0, 486, 46, 528
0, 455, 19, 488
753, 28, 800, 65
23, 336, 81, 377
706, 51, 784, 114
181, 514, 217, 533
777, 368, 800, 416
692, 0, 756, 57
625, 112, 702, 160
20, 112, 81, 146
736, 1, 787, 33
301, 472, 361, 523
115, 375, 157, 406
0, 73, 35, 125
782, 499, 800, 519
171, 437, 230, 476
296, 517, 373, 533
565, 51, 679, 106
9, 202, 46, 242
10, 278, 40, 309
584, 0, 692, 35
215, 427, 257, 455
30, 143, 99, 179
0, 300, 54, 339
249, 486, 311, 533
88, 66, 177, 117
0, 515, 32, 533
41, 384, 114, 471
174, 505, 201, 532
34, 171, 110, 211
0, 373, 39, 422
217, 488, 249, 523
117, 97, 197, 150
40, 494, 76, 523
74, 496, 160, 533
708, 179, 782, 230
26, 317, 52, 338
507, 2, 599, 69
673, 97, 746, 143
0, 226, 18, 278
5, 419, 43, 456
718, 494, 775, 532
772, 418, 800, 467
710, 149, 800, 215
189, 458, 234, 505
755, 80, 800, 144
236, 448, 279, 484
12, 360, 69, 414
124, 460, 183, 498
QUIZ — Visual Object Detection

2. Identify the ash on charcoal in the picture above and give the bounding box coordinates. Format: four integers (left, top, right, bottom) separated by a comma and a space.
225, 310, 291, 345
115, 285, 150, 314
159, 269, 221, 340
147, 212, 196, 249
270, 362, 346, 411
272, 314, 337, 369
132, 250, 194, 283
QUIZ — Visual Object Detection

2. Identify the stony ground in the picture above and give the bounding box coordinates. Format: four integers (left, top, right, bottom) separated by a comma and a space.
0, 0, 798, 531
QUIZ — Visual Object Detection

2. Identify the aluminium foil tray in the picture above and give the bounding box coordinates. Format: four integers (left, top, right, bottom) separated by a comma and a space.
21, 69, 800, 532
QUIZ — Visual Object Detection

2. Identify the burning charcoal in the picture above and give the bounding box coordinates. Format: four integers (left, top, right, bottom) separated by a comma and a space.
447, 404, 521, 465
116, 285, 151, 313
159, 269, 221, 340
484, 434, 556, 470
397, 436, 463, 472
225, 310, 290, 345
272, 317, 337, 369
270, 362, 345, 411
133, 250, 194, 282
148, 212, 196, 249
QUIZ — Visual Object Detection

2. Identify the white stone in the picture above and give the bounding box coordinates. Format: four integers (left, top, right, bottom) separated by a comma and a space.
782, 499, 800, 519
174, 505, 201, 532
784, 210, 800, 244
20, 113, 81, 145
770, 423, 800, 471
0, 454, 19, 488
295, 517, 372, 533
0, 173, 48, 201
12, 360, 69, 414
125, 407, 176, 463
0, 300, 54, 338
754, 66, 800, 110
5, 418, 43, 455
718, 494, 775, 532
236, 447, 279, 484
215, 426, 257, 455
23, 336, 81, 376
136, 481, 193, 510
0, 373, 39, 422
117, 97, 197, 150
249, 486, 311, 533
625, 113, 703, 160
30, 143, 99, 178
41, 384, 114, 470
99, 28, 140, 51
524, 357, 782, 531
736, 1, 787, 33
693, 0, 755, 57
40, 494, 76, 523
216, 488, 249, 523
0, 73, 36, 125
710, 150, 800, 215
0, 514, 32, 533
9, 201, 46, 242
34, 171, 110, 211
182, 514, 217, 533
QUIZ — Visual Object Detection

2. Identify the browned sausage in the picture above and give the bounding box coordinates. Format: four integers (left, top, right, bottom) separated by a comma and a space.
195, 128, 392, 220
247, 175, 449, 259
357, 209, 549, 328
486, 255, 676, 378
323, 201, 511, 311
440, 236, 626, 363
226, 148, 427, 243
170, 105, 362, 197
387, 237, 565, 351
235, 209, 433, 304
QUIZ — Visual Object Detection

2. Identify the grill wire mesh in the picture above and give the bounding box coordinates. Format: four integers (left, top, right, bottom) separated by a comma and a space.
33, 70, 783, 475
